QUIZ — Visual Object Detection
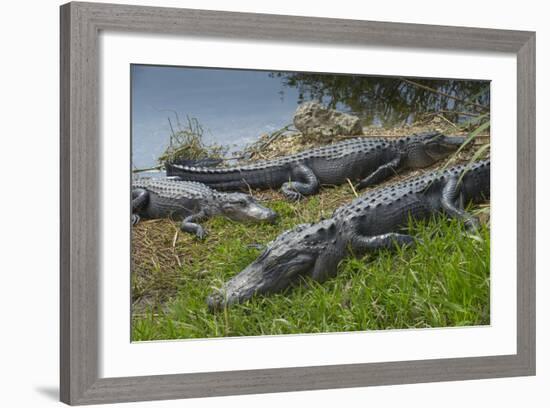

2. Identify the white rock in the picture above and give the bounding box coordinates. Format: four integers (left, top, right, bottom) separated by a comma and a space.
293, 101, 363, 139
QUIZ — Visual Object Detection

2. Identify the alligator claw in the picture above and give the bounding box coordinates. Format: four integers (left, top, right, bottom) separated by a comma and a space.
406, 236, 421, 248
464, 217, 481, 232
195, 227, 208, 240
284, 190, 304, 201
131, 214, 140, 226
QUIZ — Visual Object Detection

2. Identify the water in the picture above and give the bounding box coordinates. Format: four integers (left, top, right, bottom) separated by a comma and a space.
131, 65, 489, 169
131, 65, 302, 169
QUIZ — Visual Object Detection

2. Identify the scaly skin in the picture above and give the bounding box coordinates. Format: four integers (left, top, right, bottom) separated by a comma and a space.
166, 132, 466, 200
207, 159, 490, 310
132, 178, 277, 239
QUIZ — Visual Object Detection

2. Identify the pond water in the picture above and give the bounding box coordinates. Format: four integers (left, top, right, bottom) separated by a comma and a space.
131, 65, 488, 169
132, 66, 303, 169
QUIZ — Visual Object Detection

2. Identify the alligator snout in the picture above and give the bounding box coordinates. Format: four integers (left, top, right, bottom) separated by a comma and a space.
240, 203, 278, 224
206, 260, 267, 312
207, 249, 314, 311
444, 135, 467, 148
207, 222, 334, 311
259, 207, 278, 223
220, 193, 278, 224
206, 293, 225, 312
207, 292, 232, 312
412, 134, 468, 166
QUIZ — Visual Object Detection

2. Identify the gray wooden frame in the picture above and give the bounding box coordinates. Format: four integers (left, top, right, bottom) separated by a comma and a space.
60, 1, 536, 405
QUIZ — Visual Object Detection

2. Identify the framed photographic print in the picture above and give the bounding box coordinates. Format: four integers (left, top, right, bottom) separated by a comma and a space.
60, 2, 535, 405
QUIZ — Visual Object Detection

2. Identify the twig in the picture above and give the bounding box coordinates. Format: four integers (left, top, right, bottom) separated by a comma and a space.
400, 78, 489, 112
260, 125, 292, 149
422, 110, 481, 118
174, 254, 181, 267
346, 178, 359, 197
167, 117, 176, 146
243, 179, 254, 197
436, 114, 459, 129
246, 124, 293, 159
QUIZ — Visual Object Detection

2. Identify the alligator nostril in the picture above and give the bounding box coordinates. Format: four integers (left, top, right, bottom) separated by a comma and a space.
266, 211, 278, 223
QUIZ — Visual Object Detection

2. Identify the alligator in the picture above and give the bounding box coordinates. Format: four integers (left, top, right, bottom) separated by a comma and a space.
207, 159, 490, 310
165, 131, 466, 200
132, 178, 277, 239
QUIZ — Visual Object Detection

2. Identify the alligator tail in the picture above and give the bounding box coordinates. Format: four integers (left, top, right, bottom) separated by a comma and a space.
164, 161, 256, 190
166, 157, 223, 168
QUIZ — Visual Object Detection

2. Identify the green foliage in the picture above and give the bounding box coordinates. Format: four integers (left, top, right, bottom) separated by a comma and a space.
435, 112, 490, 186
131, 193, 490, 341
157, 115, 228, 165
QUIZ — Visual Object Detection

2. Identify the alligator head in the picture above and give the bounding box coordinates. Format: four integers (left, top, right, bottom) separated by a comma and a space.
217, 192, 277, 224
207, 219, 346, 311
401, 131, 466, 168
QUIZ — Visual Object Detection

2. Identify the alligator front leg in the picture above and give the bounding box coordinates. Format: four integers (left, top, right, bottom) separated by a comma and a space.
131, 188, 149, 225
311, 249, 342, 283
132, 188, 149, 210
281, 163, 320, 200
356, 156, 402, 190
351, 232, 416, 253
441, 177, 480, 231
181, 210, 208, 239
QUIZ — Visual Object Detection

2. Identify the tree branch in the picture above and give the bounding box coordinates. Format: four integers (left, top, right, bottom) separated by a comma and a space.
400, 78, 489, 112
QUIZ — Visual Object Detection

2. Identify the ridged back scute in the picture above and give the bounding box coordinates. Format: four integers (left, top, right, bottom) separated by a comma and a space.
333, 159, 490, 219
132, 178, 215, 200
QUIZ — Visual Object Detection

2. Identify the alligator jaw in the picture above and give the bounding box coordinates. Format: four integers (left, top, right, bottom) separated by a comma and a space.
226, 203, 278, 224
423, 135, 467, 162
207, 249, 316, 311
245, 203, 278, 224
207, 220, 340, 311
207, 263, 265, 312
444, 135, 467, 148
220, 194, 278, 224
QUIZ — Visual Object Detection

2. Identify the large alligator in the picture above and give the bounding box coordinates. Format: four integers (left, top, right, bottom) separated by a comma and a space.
166, 131, 466, 200
207, 159, 490, 310
132, 178, 277, 239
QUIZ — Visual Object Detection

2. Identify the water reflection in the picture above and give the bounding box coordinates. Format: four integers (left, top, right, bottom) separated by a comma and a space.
273, 72, 490, 127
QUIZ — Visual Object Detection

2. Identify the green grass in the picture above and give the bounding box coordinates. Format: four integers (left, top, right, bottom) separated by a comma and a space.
131, 184, 490, 341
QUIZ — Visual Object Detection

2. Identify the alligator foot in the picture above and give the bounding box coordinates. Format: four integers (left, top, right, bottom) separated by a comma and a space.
282, 189, 304, 201
131, 214, 141, 226
464, 217, 481, 232
441, 177, 482, 232
180, 223, 207, 239
280, 165, 319, 200
181, 211, 208, 239
194, 226, 207, 240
